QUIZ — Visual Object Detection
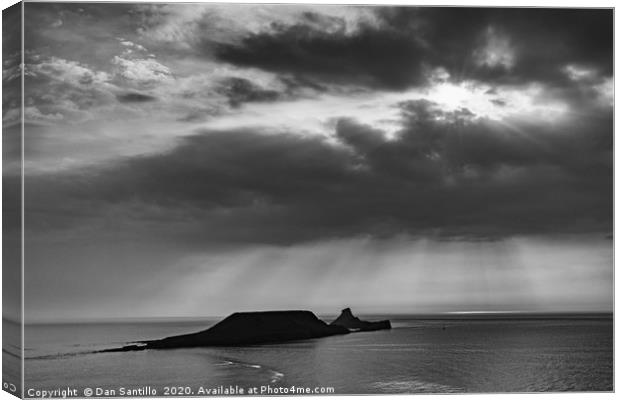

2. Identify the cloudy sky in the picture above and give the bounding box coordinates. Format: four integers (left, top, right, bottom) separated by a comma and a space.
4, 4, 612, 322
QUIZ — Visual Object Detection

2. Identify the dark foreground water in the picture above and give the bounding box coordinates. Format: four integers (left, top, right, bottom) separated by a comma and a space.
14, 315, 613, 396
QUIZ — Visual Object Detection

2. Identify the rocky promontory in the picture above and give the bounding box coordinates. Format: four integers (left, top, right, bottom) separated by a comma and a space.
330, 308, 392, 331
101, 308, 390, 352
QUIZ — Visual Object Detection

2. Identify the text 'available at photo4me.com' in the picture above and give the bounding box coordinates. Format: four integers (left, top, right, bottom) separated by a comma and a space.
25, 385, 337, 398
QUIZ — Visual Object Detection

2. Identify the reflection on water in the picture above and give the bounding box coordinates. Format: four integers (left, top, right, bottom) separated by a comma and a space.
24, 316, 612, 394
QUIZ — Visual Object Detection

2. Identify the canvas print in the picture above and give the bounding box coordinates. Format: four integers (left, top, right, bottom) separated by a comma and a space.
2, 2, 613, 397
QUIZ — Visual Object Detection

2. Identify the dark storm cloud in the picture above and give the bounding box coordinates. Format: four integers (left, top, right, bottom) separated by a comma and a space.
215, 8, 612, 91
26, 101, 612, 245
413, 8, 613, 85
215, 12, 429, 90
218, 77, 281, 108
116, 92, 158, 103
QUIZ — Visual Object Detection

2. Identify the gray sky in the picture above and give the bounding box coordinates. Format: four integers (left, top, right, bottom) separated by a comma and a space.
6, 4, 612, 322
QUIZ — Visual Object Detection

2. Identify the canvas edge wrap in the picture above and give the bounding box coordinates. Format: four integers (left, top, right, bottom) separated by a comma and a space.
2, 1, 24, 398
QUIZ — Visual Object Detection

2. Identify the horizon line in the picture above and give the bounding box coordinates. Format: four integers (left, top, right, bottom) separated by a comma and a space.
11, 309, 614, 325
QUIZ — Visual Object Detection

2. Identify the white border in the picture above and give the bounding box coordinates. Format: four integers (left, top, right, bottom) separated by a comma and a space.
0, 2, 616, 400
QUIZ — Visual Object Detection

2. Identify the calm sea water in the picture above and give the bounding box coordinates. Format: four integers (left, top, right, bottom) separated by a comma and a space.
11, 315, 613, 396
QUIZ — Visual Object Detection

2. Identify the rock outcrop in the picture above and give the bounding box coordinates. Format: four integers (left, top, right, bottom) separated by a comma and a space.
330, 308, 392, 331
100, 308, 390, 352
101, 310, 349, 352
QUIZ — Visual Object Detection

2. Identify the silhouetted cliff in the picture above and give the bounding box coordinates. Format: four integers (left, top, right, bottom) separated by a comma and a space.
101, 308, 390, 352
102, 310, 349, 352
330, 308, 391, 331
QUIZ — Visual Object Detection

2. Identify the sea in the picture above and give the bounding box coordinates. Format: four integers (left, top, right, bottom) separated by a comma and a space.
3, 314, 613, 396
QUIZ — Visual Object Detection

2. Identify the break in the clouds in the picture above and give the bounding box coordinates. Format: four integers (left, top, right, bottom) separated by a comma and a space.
8, 4, 612, 321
